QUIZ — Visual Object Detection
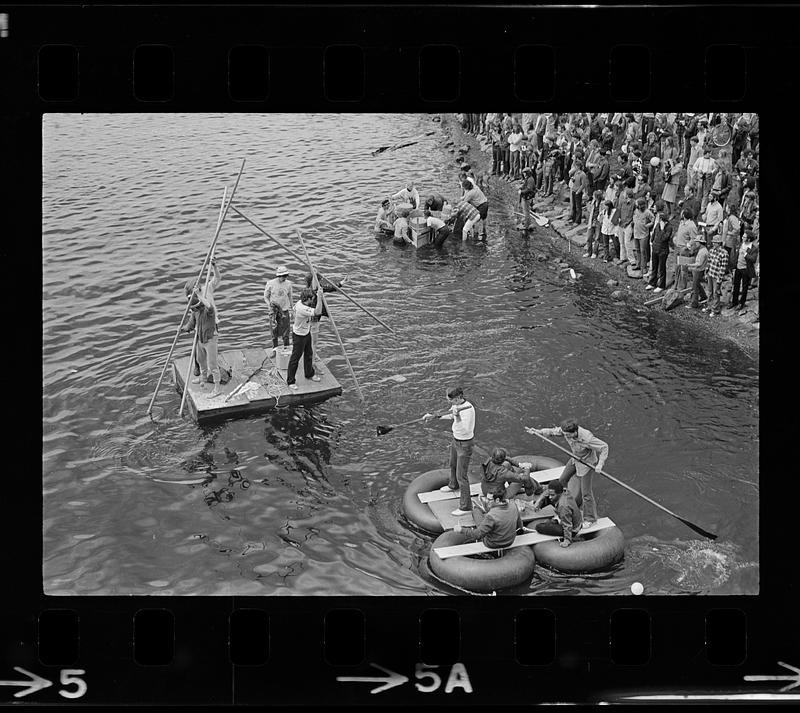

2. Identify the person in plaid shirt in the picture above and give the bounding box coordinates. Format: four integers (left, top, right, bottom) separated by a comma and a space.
704, 233, 728, 316
452, 199, 481, 241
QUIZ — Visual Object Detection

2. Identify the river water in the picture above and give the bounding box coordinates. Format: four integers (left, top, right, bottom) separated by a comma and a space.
42, 113, 759, 596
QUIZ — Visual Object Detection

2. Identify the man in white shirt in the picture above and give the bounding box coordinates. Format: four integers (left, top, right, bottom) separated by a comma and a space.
392, 181, 420, 210
423, 386, 476, 516
375, 198, 395, 232
702, 192, 724, 234
426, 211, 452, 248
692, 147, 716, 211
263, 266, 294, 350
285, 284, 324, 390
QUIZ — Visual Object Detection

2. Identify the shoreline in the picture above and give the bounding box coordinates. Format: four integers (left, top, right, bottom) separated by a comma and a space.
436, 114, 759, 362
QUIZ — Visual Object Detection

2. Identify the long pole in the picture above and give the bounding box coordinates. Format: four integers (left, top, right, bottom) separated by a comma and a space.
528, 430, 717, 540
146, 159, 246, 416
296, 229, 366, 404
231, 206, 396, 336
178, 187, 228, 417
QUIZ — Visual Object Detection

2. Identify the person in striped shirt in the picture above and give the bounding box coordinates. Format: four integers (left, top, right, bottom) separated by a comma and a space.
704, 234, 729, 317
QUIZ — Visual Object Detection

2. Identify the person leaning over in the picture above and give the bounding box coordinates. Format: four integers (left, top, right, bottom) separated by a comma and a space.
454, 489, 524, 552
286, 284, 324, 390
525, 480, 582, 548
263, 266, 294, 351
479, 447, 543, 509
423, 387, 476, 517
525, 418, 608, 528
392, 180, 420, 210
303, 271, 345, 364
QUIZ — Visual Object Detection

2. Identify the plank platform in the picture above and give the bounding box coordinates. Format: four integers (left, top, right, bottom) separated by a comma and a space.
433, 518, 616, 559
172, 346, 342, 422
417, 466, 563, 504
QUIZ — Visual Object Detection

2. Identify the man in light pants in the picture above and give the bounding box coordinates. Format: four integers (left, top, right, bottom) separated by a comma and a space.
616, 186, 636, 265
525, 418, 608, 528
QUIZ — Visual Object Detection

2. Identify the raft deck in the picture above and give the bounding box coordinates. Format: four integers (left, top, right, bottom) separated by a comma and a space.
172, 347, 342, 422
418, 465, 563, 532
433, 517, 616, 559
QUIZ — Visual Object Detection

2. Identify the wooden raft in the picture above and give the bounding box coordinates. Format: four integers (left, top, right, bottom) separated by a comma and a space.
433, 517, 616, 559
172, 346, 342, 422
417, 466, 563, 503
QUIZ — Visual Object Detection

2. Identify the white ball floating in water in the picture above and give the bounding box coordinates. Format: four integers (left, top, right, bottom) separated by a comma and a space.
631, 582, 644, 595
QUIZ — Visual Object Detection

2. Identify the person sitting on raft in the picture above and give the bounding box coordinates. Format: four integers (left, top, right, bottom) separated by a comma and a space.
392, 180, 420, 209
454, 489, 523, 552
525, 417, 608, 529
479, 447, 542, 509
525, 480, 581, 548
375, 198, 395, 232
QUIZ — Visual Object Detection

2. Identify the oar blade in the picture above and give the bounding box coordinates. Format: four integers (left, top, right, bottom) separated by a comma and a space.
680, 518, 718, 540
376, 425, 393, 436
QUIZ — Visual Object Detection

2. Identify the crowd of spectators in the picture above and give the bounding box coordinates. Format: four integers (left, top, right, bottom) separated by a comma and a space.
457, 112, 760, 319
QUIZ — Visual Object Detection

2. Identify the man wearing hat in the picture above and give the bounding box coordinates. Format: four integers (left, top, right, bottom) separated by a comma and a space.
705, 232, 729, 316
686, 231, 709, 309
517, 166, 537, 231
263, 266, 294, 351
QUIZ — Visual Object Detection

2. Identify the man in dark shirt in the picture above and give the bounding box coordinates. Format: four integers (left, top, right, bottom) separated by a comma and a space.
455, 490, 523, 551
186, 289, 221, 397
646, 205, 674, 292
528, 480, 582, 547
517, 167, 537, 231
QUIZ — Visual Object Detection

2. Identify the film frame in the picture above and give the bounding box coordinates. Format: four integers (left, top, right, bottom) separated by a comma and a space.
4, 1, 794, 706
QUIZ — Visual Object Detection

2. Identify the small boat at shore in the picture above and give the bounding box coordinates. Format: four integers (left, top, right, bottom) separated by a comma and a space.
172, 346, 342, 423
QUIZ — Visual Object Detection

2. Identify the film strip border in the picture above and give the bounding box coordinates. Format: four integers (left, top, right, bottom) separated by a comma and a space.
0, 5, 798, 107
2, 600, 794, 703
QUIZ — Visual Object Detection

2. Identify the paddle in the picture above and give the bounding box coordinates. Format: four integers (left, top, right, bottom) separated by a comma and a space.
376, 410, 450, 436
371, 130, 436, 156
527, 428, 718, 540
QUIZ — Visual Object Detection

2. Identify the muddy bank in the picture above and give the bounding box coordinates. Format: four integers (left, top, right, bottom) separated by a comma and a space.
436, 114, 759, 362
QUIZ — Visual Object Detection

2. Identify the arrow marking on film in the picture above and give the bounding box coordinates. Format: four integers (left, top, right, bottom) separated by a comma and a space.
0, 667, 53, 698
336, 663, 408, 694
744, 661, 800, 692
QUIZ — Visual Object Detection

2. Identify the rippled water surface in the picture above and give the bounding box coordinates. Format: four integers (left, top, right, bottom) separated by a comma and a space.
43, 113, 759, 595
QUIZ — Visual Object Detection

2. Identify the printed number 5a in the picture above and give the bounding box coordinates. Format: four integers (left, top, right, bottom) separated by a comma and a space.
59, 670, 87, 699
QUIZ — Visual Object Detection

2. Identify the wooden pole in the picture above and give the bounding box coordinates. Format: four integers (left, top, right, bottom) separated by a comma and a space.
230, 206, 396, 336
179, 187, 227, 417
146, 159, 245, 416
296, 229, 366, 405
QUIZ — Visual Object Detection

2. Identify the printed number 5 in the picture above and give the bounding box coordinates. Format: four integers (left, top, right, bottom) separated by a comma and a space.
414, 663, 441, 693
59, 669, 87, 699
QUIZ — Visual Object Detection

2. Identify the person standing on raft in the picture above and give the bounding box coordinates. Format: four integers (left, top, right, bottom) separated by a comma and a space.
183, 258, 221, 377
185, 287, 222, 398
454, 489, 524, 552
263, 266, 294, 352
286, 283, 324, 390
423, 387, 476, 517
525, 417, 608, 528
302, 271, 346, 364
525, 480, 582, 548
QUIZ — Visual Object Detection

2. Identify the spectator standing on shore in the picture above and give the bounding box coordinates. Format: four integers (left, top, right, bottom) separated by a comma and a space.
490, 119, 503, 176
584, 190, 604, 258
517, 167, 537, 231
661, 158, 682, 216
681, 185, 702, 227
592, 149, 611, 194
614, 153, 634, 187
570, 161, 589, 225
739, 189, 758, 235
500, 120, 511, 178
674, 209, 699, 290
534, 112, 547, 152
646, 205, 673, 292
703, 192, 724, 235
508, 123, 524, 180
710, 156, 732, 206
720, 203, 741, 263
632, 197, 655, 275
693, 147, 717, 210
642, 133, 661, 186
616, 186, 636, 265
730, 230, 759, 313
600, 200, 617, 262
687, 233, 709, 309
704, 234, 728, 317
685, 136, 702, 192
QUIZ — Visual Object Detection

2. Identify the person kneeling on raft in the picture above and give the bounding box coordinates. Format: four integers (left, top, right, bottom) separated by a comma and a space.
454, 489, 523, 552
525, 480, 581, 548
479, 447, 542, 510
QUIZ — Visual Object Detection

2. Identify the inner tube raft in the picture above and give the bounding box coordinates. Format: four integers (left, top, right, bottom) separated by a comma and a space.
533, 525, 625, 573
402, 455, 565, 534
429, 529, 536, 593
